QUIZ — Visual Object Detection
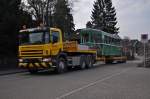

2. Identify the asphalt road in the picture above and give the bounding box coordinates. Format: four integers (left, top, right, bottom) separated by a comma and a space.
0, 62, 150, 99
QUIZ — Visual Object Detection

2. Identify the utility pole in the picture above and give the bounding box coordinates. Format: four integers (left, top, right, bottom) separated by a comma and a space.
144, 42, 146, 67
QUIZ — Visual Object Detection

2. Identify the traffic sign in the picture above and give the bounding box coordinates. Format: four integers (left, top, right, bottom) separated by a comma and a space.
141, 34, 148, 43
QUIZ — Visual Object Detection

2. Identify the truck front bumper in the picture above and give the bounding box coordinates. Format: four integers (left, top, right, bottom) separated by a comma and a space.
19, 62, 55, 69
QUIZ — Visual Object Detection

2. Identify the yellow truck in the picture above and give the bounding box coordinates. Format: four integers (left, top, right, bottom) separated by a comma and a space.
18, 27, 97, 73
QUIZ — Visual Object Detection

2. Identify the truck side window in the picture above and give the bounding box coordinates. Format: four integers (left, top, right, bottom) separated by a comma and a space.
52, 31, 59, 43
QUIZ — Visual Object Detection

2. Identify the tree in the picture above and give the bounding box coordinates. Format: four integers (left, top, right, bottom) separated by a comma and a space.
91, 0, 105, 30
104, 0, 119, 33
22, 0, 55, 26
91, 0, 119, 34
53, 0, 75, 40
0, 0, 21, 56
86, 21, 93, 28
19, 6, 34, 28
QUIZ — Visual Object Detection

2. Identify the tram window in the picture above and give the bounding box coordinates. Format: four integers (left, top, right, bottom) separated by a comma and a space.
105, 36, 108, 43
117, 39, 119, 45
116, 39, 118, 45
99, 34, 102, 43
97, 33, 100, 43
82, 33, 89, 43
107, 36, 109, 44
108, 37, 110, 44
113, 38, 117, 45
92, 34, 95, 43
92, 33, 102, 43
106, 36, 110, 44
111, 38, 113, 44
106, 36, 108, 44
109, 37, 112, 44
117, 39, 121, 45
104, 35, 114, 44
115, 39, 117, 45
112, 38, 114, 44
113, 39, 116, 45
104, 36, 106, 43
113, 38, 116, 44
108, 37, 111, 44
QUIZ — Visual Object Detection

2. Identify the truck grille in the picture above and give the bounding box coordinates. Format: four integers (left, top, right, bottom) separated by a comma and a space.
19, 46, 44, 57
23, 58, 41, 63
21, 50, 43, 56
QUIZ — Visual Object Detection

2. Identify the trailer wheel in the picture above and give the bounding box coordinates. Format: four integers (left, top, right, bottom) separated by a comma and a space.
105, 60, 113, 64
80, 55, 86, 70
55, 58, 67, 74
86, 55, 93, 68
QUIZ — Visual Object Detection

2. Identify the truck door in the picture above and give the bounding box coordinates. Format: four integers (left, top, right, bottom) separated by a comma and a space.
51, 30, 63, 55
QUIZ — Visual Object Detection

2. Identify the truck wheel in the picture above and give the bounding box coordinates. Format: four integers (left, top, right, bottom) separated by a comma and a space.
122, 58, 127, 63
123, 60, 127, 63
28, 69, 38, 74
86, 55, 93, 68
56, 58, 67, 74
80, 55, 86, 70
118, 60, 126, 63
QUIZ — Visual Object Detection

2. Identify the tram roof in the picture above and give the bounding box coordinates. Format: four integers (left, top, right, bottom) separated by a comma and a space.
79, 28, 121, 40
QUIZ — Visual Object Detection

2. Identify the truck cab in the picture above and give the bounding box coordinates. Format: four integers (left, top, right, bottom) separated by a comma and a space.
19, 27, 65, 73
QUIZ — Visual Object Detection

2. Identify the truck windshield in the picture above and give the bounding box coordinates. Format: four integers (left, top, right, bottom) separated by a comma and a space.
19, 31, 50, 45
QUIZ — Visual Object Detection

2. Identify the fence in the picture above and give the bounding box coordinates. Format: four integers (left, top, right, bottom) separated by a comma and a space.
137, 42, 150, 67
145, 57, 150, 67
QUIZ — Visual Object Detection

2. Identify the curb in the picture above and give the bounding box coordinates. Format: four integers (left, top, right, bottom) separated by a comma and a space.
0, 70, 27, 76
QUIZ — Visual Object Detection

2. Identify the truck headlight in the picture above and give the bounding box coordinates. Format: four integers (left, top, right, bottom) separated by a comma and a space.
19, 59, 23, 62
43, 58, 51, 62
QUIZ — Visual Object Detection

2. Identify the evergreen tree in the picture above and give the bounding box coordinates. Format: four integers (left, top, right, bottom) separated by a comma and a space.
91, 0, 105, 30
86, 21, 92, 28
53, 0, 75, 40
104, 0, 119, 33
91, 0, 119, 34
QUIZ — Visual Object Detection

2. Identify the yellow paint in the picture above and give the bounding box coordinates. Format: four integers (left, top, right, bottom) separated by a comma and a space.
41, 63, 47, 68
35, 63, 40, 67
96, 57, 105, 61
19, 63, 27, 68
29, 63, 34, 68
19, 63, 23, 66
50, 28, 63, 56
49, 62, 52, 66
96, 56, 127, 62
63, 41, 78, 52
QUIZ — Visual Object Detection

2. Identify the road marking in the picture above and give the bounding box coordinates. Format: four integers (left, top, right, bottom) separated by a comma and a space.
56, 68, 130, 99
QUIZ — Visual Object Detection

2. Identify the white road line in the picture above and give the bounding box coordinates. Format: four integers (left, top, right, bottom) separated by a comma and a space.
56, 68, 130, 99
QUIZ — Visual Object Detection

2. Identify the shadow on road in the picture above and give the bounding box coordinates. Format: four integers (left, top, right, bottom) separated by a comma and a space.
22, 62, 126, 76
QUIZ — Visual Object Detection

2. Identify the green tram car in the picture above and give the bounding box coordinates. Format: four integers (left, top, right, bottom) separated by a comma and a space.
78, 28, 127, 63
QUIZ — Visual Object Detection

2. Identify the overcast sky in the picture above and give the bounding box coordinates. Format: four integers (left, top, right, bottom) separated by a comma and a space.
73, 0, 150, 39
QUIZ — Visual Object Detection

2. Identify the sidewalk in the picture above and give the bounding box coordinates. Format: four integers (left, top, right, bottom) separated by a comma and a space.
0, 68, 26, 76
